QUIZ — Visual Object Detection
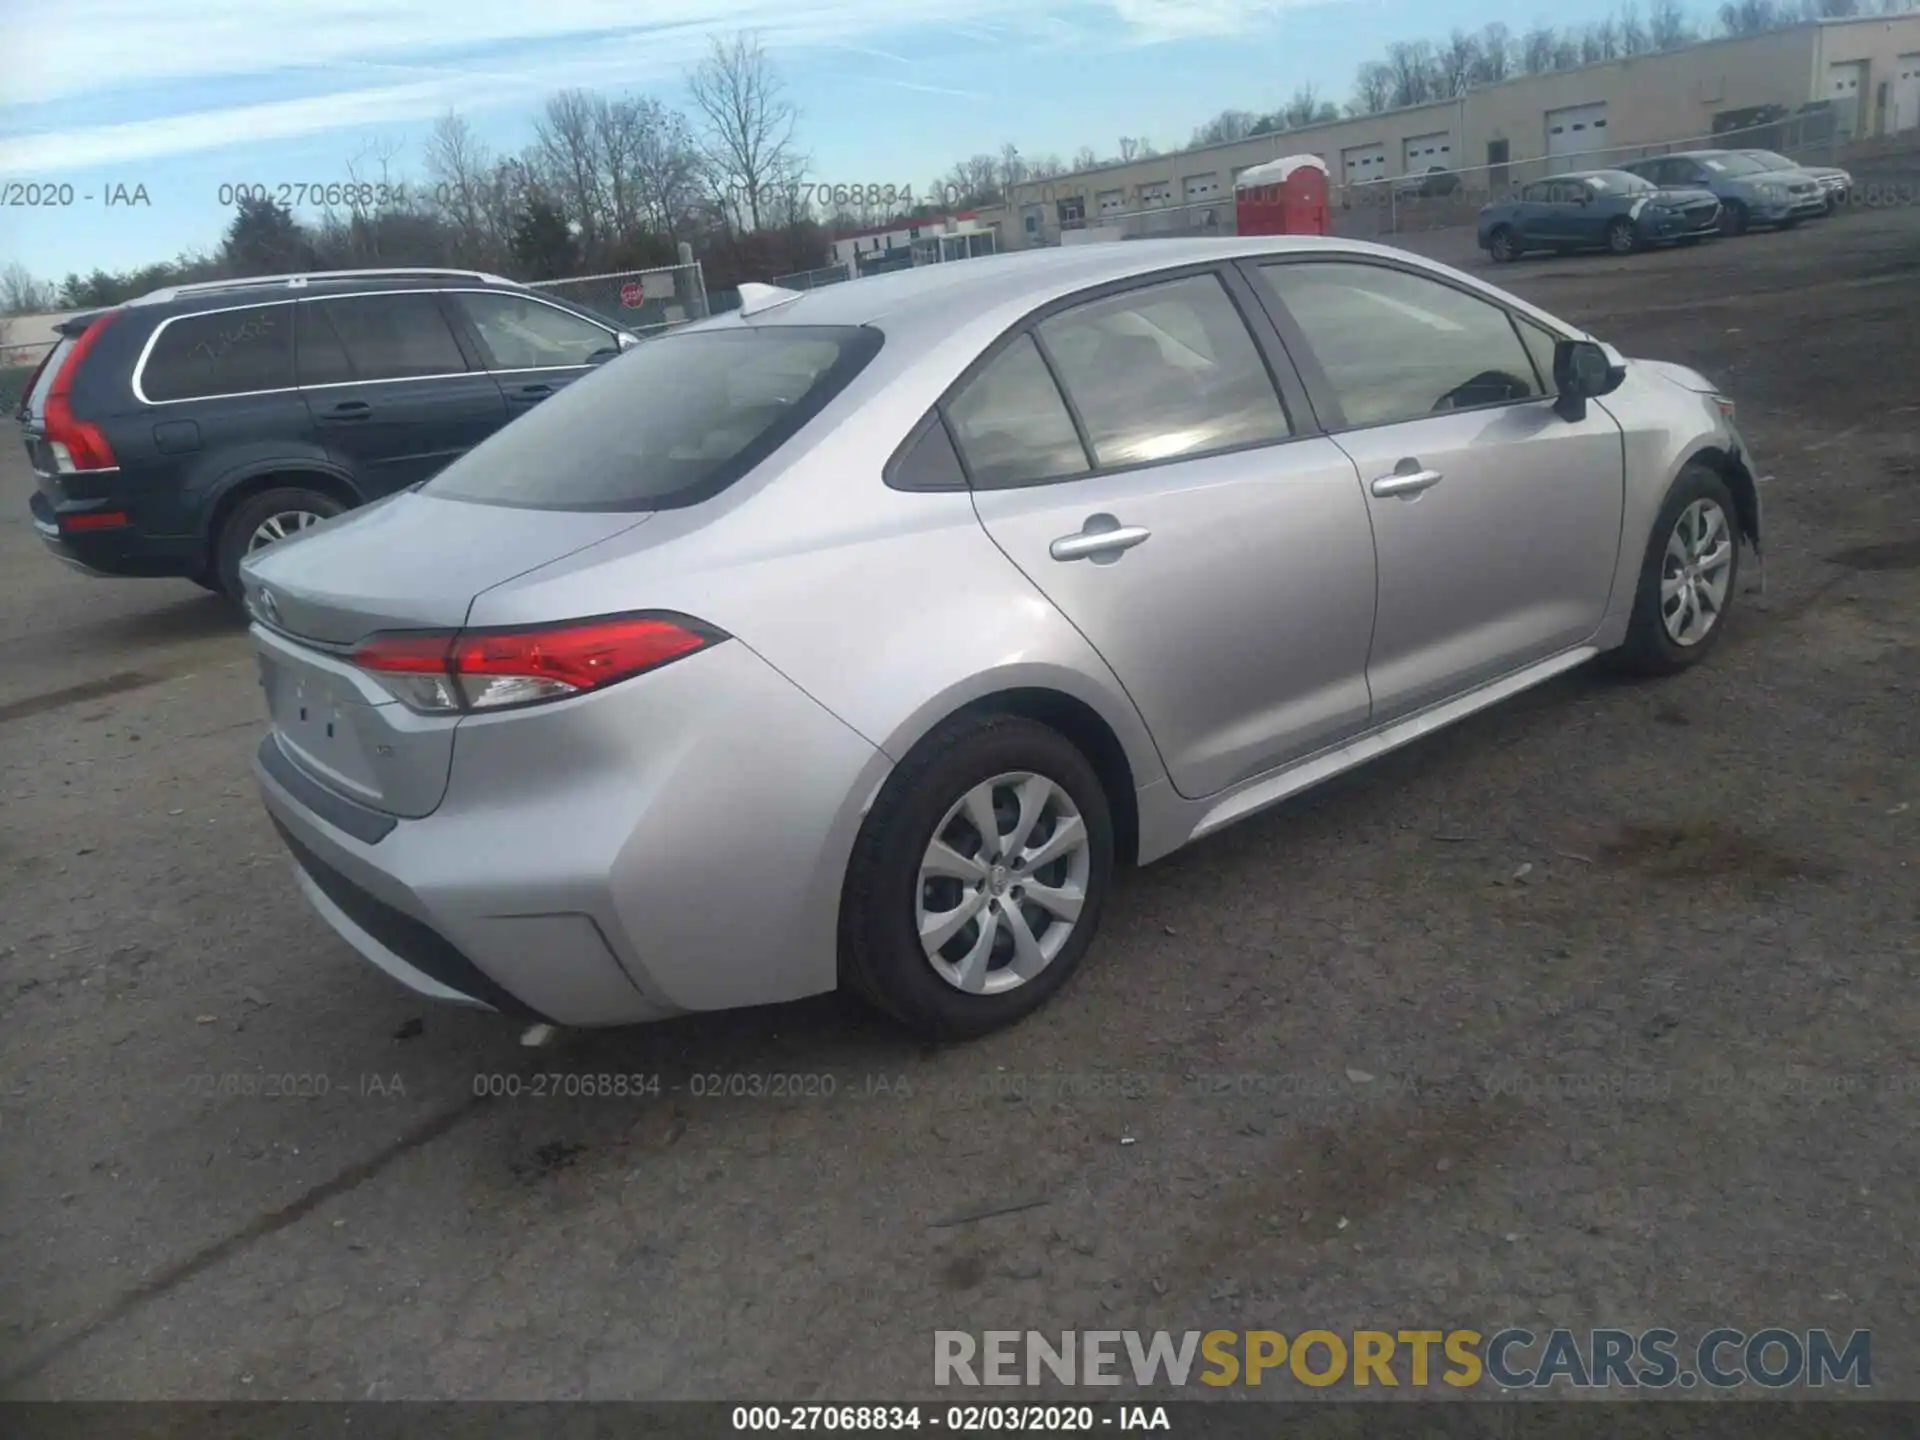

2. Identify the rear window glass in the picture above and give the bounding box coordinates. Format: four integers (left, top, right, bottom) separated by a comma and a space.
140, 303, 294, 402
23, 338, 75, 419
423, 325, 882, 511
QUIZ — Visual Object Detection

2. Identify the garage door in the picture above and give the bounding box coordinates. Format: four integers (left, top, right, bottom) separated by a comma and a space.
1828, 61, 1867, 137
1342, 143, 1387, 185
1546, 103, 1609, 163
1183, 172, 1221, 200
1894, 55, 1920, 134
1402, 131, 1453, 173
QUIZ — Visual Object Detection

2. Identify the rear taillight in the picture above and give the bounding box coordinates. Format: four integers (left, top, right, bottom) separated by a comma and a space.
350, 612, 726, 714
43, 311, 122, 473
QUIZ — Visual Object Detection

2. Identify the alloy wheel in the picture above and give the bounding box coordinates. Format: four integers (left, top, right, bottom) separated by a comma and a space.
1608, 219, 1637, 254
1660, 498, 1734, 647
916, 771, 1091, 995
246, 510, 325, 553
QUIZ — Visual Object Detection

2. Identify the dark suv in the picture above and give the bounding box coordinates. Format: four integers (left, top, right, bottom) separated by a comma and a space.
20, 268, 638, 599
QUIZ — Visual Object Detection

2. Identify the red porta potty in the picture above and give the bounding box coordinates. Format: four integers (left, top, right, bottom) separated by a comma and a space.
1234, 154, 1330, 237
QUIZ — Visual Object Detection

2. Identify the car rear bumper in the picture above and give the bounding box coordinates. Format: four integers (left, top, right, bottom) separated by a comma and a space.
29, 485, 203, 579
253, 637, 891, 1027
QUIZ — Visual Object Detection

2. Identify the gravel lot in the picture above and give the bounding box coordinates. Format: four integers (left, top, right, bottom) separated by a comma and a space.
2, 204, 1917, 1402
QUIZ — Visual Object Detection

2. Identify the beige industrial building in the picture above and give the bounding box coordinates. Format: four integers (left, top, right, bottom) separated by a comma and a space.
993, 15, 1920, 247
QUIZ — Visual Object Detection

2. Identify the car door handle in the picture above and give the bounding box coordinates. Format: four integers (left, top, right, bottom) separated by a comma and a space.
321, 401, 372, 423
511, 384, 554, 400
1049, 523, 1151, 562
1370, 467, 1444, 499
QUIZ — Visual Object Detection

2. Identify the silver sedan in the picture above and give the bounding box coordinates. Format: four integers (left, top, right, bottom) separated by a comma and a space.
243, 236, 1762, 1039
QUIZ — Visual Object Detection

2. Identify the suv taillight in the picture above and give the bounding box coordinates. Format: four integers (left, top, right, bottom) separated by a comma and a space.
43, 311, 122, 473
349, 612, 727, 714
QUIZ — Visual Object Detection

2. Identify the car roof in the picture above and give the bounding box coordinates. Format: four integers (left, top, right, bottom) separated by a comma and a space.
704, 235, 1412, 331
128, 269, 523, 311
679, 234, 1587, 390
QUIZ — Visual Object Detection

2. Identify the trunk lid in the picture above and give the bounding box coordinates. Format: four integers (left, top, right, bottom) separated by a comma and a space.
244, 491, 652, 818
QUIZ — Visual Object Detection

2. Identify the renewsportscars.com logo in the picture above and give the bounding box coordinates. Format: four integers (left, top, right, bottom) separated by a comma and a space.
934, 1328, 1872, 1391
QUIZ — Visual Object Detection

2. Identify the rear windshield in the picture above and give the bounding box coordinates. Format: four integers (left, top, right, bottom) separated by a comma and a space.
424, 324, 883, 511
22, 338, 75, 420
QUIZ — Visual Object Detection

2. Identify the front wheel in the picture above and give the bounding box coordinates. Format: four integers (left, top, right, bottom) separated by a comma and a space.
1720, 201, 1750, 237
1607, 463, 1742, 677
1487, 226, 1519, 263
214, 486, 348, 602
839, 714, 1115, 1040
1606, 217, 1640, 255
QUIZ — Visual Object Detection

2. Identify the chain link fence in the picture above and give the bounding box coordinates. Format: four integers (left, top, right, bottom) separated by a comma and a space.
772, 263, 855, 289
528, 261, 709, 334
1036, 114, 1856, 245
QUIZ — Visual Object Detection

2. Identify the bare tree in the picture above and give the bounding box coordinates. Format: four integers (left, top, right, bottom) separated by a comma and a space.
1190, 109, 1260, 147
1, 261, 56, 314
998, 143, 1027, 195
630, 98, 703, 238
1476, 23, 1514, 83
532, 90, 609, 253
940, 153, 1001, 208
1719, 0, 1787, 31
1281, 85, 1334, 128
1071, 145, 1099, 171
1620, 4, 1653, 54
687, 31, 803, 233
1521, 26, 1558, 73
1116, 136, 1157, 162
1350, 61, 1394, 114
1384, 40, 1440, 107
1026, 153, 1067, 180
1649, 0, 1695, 47
1438, 30, 1481, 96
423, 112, 500, 264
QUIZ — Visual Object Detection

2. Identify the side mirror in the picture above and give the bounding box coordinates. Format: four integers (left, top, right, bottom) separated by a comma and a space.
1552, 339, 1624, 421
616, 331, 640, 351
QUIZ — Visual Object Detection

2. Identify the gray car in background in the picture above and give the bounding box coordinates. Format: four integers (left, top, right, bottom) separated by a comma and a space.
1621, 149, 1825, 233
242, 238, 1762, 1040
1741, 149, 1854, 213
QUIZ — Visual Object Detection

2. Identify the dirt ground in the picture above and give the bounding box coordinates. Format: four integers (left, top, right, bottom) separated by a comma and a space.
2, 202, 1917, 1403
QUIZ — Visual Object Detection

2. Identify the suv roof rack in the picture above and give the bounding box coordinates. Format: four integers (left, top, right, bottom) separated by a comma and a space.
129, 268, 515, 306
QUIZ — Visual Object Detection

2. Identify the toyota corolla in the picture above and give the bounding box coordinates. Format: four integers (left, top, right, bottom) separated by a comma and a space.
244, 237, 1761, 1040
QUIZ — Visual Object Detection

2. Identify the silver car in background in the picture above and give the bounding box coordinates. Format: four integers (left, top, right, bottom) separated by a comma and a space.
243, 238, 1762, 1040
1740, 149, 1853, 214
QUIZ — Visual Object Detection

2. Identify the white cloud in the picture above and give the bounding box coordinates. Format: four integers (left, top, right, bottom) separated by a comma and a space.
0, 0, 1314, 173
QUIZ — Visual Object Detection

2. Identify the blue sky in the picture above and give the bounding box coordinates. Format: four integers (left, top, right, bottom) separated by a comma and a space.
2, 0, 1669, 284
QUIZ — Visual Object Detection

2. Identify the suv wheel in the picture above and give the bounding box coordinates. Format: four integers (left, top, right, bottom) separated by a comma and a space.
214, 486, 347, 602
839, 714, 1115, 1040
1720, 200, 1750, 236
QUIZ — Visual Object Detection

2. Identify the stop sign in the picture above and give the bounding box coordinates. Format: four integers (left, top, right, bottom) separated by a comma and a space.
619, 281, 646, 308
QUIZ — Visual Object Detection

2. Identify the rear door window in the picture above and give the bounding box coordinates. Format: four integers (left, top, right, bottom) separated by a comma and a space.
1035, 273, 1290, 468
139, 303, 294, 403
300, 294, 469, 383
422, 324, 881, 511
945, 334, 1090, 487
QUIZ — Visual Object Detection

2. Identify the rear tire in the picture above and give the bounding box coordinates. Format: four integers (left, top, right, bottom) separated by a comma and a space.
839, 713, 1115, 1041
1607, 463, 1741, 677
213, 486, 348, 602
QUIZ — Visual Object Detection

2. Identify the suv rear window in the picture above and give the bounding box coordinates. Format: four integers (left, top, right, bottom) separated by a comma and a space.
423, 325, 883, 511
140, 303, 294, 402
22, 337, 75, 421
